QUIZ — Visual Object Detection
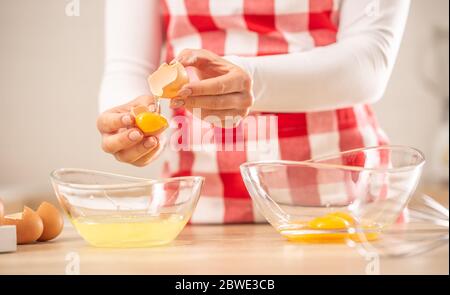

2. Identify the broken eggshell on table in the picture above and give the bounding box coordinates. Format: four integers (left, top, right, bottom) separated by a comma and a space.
0, 200, 64, 246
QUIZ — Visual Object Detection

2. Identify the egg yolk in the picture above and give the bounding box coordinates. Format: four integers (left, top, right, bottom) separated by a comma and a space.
280, 212, 380, 243
308, 215, 350, 230
135, 112, 168, 136
308, 212, 355, 230
327, 212, 355, 225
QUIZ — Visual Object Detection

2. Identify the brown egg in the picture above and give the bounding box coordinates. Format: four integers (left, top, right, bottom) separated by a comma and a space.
3, 207, 44, 244
148, 61, 189, 99
36, 202, 64, 241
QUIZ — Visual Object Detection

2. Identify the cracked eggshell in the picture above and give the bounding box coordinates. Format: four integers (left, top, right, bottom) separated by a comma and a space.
148, 61, 189, 99
37, 202, 64, 242
3, 207, 44, 244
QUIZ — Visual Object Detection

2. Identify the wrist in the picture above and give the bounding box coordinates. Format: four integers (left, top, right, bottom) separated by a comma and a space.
223, 55, 256, 102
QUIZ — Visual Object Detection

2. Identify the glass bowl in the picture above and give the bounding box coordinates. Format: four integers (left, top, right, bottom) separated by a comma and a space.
240, 146, 425, 243
352, 192, 448, 258
50, 169, 204, 248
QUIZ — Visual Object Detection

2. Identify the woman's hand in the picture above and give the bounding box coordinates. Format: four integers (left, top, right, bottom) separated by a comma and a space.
96, 95, 163, 167
171, 49, 253, 127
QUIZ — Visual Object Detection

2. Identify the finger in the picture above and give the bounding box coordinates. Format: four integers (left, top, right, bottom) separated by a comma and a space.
109, 95, 157, 114
174, 49, 207, 68
175, 54, 197, 68
178, 73, 249, 97
97, 113, 133, 133
131, 95, 156, 105
131, 142, 164, 167
207, 117, 245, 129
171, 92, 252, 110
186, 108, 248, 122
101, 128, 143, 154
130, 95, 158, 112
214, 118, 246, 129
114, 136, 158, 163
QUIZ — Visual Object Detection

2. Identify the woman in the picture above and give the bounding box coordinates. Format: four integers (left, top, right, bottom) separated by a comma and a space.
98, 0, 410, 223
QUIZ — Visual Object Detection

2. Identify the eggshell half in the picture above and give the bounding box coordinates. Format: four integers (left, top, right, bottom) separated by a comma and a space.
37, 202, 64, 242
3, 207, 44, 244
148, 61, 189, 99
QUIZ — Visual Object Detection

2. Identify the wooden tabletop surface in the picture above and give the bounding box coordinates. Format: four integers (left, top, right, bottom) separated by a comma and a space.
0, 185, 448, 275
0, 224, 448, 275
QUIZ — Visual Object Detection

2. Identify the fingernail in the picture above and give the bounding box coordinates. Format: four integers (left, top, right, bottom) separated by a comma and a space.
170, 99, 185, 108
129, 130, 142, 141
177, 87, 192, 97
186, 56, 196, 64
144, 137, 157, 149
122, 115, 132, 126
169, 59, 177, 65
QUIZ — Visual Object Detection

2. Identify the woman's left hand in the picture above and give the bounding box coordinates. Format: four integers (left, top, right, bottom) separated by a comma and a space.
170, 49, 253, 127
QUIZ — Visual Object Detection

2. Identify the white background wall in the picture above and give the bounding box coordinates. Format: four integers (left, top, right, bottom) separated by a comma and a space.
0, 0, 449, 202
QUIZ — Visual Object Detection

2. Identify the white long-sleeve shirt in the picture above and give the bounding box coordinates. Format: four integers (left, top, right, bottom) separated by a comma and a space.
99, 0, 410, 113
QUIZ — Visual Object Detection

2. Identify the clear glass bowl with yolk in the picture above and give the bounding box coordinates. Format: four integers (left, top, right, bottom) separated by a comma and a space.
240, 146, 425, 243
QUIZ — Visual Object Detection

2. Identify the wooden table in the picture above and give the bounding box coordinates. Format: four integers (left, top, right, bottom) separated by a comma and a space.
0, 223, 447, 275
0, 185, 448, 275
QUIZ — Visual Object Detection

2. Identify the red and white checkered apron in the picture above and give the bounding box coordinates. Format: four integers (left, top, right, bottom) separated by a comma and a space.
160, 0, 389, 224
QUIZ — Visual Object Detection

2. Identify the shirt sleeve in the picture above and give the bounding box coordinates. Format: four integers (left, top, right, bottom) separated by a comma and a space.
224, 0, 411, 113
98, 0, 162, 113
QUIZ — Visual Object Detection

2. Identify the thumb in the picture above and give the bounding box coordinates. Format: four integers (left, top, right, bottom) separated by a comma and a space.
174, 49, 212, 68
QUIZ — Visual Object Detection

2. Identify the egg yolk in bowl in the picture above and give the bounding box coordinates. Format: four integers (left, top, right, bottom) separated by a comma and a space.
279, 212, 380, 243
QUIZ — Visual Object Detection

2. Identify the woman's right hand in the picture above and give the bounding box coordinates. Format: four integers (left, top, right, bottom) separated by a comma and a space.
96, 95, 163, 167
